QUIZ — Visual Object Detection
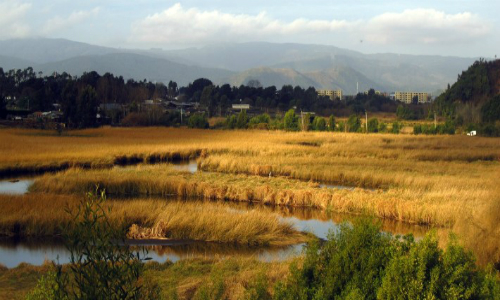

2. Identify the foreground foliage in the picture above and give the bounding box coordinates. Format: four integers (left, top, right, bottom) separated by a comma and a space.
275, 220, 500, 300
26, 189, 155, 300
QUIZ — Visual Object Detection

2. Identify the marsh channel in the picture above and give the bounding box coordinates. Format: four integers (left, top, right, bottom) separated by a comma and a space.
0, 160, 430, 268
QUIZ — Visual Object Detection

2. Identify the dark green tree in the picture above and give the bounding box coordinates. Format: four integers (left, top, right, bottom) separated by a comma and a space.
283, 109, 299, 131
347, 114, 361, 132
77, 85, 98, 128
391, 121, 402, 134
312, 116, 326, 131
0, 95, 6, 119
481, 94, 500, 123
327, 115, 336, 131
188, 112, 209, 129
236, 109, 248, 129
367, 118, 379, 133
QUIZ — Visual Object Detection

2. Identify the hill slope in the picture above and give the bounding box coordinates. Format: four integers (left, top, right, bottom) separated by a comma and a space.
37, 53, 234, 87
435, 59, 500, 106
0, 38, 478, 93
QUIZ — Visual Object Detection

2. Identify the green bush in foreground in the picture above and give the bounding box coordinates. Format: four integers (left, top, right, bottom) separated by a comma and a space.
275, 220, 500, 300
28, 189, 156, 300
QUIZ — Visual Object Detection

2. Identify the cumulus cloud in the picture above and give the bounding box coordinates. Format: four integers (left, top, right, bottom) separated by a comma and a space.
130, 3, 353, 45
365, 9, 490, 44
42, 7, 100, 34
129, 4, 491, 47
0, 0, 32, 38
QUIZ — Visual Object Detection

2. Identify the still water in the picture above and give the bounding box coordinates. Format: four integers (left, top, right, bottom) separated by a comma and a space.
0, 202, 429, 268
0, 161, 430, 268
0, 179, 33, 195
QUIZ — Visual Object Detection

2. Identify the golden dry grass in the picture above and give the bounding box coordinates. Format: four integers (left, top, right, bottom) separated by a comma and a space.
28, 165, 484, 227
0, 193, 304, 245
1, 127, 499, 262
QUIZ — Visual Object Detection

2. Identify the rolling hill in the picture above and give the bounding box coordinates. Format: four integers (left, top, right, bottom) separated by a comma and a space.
0, 38, 478, 93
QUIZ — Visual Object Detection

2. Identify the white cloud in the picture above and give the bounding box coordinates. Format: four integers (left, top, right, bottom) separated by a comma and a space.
365, 9, 490, 44
0, 0, 32, 38
42, 7, 100, 34
130, 3, 353, 45
129, 4, 491, 47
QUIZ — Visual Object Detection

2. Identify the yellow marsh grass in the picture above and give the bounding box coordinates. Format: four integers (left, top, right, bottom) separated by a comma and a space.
32, 166, 464, 226
0, 194, 304, 246
1, 128, 499, 259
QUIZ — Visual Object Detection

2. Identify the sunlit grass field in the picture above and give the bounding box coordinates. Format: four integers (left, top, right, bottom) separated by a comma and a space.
1, 127, 499, 263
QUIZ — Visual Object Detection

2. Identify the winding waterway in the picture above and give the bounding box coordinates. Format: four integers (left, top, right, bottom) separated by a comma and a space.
0, 161, 431, 268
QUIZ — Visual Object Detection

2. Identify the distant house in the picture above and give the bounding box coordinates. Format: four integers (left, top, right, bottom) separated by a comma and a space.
163, 101, 198, 111
467, 131, 477, 136
232, 104, 250, 111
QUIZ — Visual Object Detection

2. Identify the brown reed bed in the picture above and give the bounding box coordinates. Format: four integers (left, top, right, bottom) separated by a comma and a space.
0, 193, 305, 246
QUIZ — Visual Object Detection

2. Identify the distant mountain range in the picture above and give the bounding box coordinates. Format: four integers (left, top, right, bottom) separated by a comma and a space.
0, 38, 477, 94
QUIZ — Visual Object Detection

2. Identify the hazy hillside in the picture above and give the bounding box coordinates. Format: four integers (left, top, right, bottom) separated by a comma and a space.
305, 66, 385, 94
164, 42, 475, 93
0, 38, 477, 93
0, 55, 35, 71
37, 53, 234, 87
228, 67, 317, 88
163, 42, 362, 71
0, 38, 117, 64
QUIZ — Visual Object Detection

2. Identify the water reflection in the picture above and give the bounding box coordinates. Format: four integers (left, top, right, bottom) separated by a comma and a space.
0, 238, 302, 268
171, 159, 198, 173
0, 179, 33, 195
0, 197, 431, 268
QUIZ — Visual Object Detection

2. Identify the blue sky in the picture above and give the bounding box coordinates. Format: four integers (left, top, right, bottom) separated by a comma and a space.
1, 0, 498, 57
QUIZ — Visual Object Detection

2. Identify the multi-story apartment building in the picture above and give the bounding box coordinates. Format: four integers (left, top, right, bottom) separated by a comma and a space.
317, 89, 343, 100
394, 92, 430, 104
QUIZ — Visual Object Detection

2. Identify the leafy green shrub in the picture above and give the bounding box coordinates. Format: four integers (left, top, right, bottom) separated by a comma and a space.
52, 189, 154, 300
283, 109, 299, 131
327, 115, 336, 131
391, 121, 402, 134
413, 124, 422, 135
312, 117, 326, 131
274, 220, 500, 300
236, 110, 248, 129
188, 113, 209, 129
367, 118, 379, 133
378, 122, 387, 133
249, 114, 271, 126
347, 115, 361, 132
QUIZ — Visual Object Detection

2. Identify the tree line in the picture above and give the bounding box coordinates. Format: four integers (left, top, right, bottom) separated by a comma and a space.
0, 67, 419, 129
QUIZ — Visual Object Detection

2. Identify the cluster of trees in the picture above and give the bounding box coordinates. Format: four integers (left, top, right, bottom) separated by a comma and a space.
0, 67, 177, 128
275, 220, 500, 300
434, 59, 500, 136
414, 120, 456, 135
215, 109, 403, 134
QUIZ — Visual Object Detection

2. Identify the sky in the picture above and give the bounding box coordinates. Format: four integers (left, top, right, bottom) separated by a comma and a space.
0, 0, 498, 57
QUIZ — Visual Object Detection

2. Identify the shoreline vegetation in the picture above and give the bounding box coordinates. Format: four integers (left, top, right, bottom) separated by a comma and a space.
0, 194, 306, 246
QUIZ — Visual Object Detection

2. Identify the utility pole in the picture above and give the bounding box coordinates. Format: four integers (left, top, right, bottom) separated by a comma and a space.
301, 110, 305, 131
365, 111, 368, 133
180, 108, 183, 124
434, 112, 437, 128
